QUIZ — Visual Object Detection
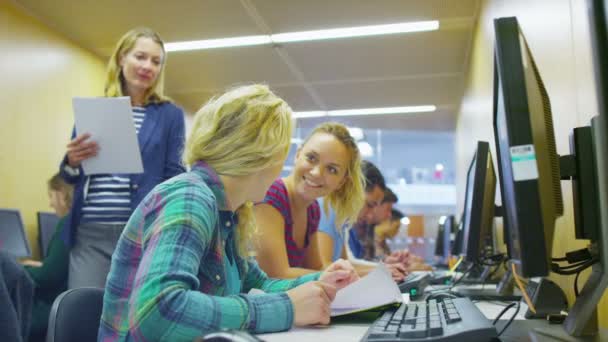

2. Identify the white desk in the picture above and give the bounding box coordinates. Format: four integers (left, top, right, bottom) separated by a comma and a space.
258, 292, 607, 342
258, 293, 527, 342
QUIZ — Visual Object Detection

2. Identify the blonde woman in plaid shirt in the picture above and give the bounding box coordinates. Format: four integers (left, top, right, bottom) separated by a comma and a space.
98, 85, 358, 341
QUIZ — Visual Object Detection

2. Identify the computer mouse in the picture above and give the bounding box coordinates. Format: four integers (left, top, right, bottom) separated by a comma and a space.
200, 329, 263, 342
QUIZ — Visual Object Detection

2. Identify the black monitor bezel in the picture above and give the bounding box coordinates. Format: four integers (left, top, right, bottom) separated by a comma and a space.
460, 141, 495, 262
493, 16, 551, 277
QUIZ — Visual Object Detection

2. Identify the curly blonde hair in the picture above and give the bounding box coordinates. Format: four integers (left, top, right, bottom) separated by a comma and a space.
183, 84, 293, 256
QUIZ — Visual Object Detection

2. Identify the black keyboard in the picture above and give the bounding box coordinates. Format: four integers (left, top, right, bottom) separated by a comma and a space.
360, 297, 498, 342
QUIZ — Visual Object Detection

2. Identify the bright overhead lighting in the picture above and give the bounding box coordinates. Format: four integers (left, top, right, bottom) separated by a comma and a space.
328, 105, 436, 116
165, 35, 271, 52
292, 111, 327, 119
165, 20, 439, 52
292, 105, 436, 119
271, 21, 439, 43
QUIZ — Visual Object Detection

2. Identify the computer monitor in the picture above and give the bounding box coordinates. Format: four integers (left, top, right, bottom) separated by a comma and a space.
493, 16, 564, 278
495, 13, 608, 336
460, 141, 497, 263
558, 0, 608, 336
434, 215, 454, 263
0, 209, 31, 258
37, 211, 59, 258
451, 213, 464, 256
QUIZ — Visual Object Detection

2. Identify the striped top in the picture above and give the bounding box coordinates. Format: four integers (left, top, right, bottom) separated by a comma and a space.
262, 179, 320, 267
98, 161, 319, 341
81, 107, 145, 225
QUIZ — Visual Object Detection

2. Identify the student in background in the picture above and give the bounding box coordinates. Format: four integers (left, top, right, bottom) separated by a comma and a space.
99, 85, 358, 341
20, 174, 72, 342
59, 27, 186, 288
374, 208, 405, 258
254, 122, 365, 278
318, 161, 408, 281
356, 187, 398, 260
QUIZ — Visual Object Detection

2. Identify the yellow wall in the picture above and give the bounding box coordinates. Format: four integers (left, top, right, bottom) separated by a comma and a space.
0, 0, 105, 258
456, 0, 607, 327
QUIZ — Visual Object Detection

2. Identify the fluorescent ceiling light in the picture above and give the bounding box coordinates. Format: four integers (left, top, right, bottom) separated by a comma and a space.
165, 35, 271, 52
292, 111, 327, 119
328, 105, 436, 116
272, 21, 439, 43
292, 105, 436, 118
165, 20, 439, 52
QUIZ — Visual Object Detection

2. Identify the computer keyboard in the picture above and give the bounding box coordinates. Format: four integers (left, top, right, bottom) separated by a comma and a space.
360, 297, 498, 342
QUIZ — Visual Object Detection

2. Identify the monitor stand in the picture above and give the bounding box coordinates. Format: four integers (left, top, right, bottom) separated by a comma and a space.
459, 264, 499, 285
561, 116, 608, 336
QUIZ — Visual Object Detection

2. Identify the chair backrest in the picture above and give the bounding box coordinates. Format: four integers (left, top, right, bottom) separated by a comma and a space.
46, 287, 105, 342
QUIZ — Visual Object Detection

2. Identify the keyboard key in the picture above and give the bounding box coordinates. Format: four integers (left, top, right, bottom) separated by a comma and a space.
428, 320, 444, 336
399, 325, 427, 339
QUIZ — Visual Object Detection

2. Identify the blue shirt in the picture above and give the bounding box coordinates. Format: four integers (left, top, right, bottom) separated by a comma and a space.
348, 228, 364, 259
317, 198, 346, 262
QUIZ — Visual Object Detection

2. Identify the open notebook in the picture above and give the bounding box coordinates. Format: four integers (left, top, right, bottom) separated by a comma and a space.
330, 264, 403, 316
248, 264, 403, 317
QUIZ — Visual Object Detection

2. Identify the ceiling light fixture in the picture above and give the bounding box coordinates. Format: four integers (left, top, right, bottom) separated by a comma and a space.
292, 105, 436, 118
165, 35, 271, 52
271, 21, 439, 43
329, 105, 436, 116
165, 20, 439, 52
291, 111, 328, 119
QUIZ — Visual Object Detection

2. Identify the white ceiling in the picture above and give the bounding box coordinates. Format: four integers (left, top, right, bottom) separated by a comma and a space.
14, 0, 479, 131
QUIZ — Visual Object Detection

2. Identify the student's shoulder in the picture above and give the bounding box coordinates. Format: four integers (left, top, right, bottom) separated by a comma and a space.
151, 171, 218, 214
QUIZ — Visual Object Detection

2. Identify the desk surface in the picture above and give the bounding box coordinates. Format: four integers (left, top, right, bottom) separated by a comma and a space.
258, 294, 607, 342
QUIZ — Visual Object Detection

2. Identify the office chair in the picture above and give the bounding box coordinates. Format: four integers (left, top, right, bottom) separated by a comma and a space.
46, 287, 104, 342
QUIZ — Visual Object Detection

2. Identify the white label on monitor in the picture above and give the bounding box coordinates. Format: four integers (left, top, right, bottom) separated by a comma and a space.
509, 144, 539, 181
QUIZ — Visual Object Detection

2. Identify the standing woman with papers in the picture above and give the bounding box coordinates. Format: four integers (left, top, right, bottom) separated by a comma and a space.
59, 27, 186, 289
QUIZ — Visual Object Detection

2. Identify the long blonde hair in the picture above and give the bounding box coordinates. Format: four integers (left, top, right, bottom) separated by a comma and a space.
183, 84, 293, 256
303, 122, 365, 231
104, 27, 169, 104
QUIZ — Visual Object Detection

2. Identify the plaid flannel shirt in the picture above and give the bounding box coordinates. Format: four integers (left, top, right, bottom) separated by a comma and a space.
98, 161, 319, 341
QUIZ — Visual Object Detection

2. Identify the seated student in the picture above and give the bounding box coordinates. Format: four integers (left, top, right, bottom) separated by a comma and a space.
358, 187, 430, 270
98, 85, 358, 341
318, 161, 408, 281
254, 122, 365, 278
20, 174, 72, 342
374, 208, 405, 258
353, 187, 398, 260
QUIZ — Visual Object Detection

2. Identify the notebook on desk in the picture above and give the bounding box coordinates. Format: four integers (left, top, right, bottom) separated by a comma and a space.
0, 209, 31, 258
330, 265, 403, 316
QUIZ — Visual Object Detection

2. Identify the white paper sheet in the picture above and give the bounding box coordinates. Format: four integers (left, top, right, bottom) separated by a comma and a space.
73, 97, 144, 175
330, 264, 403, 316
